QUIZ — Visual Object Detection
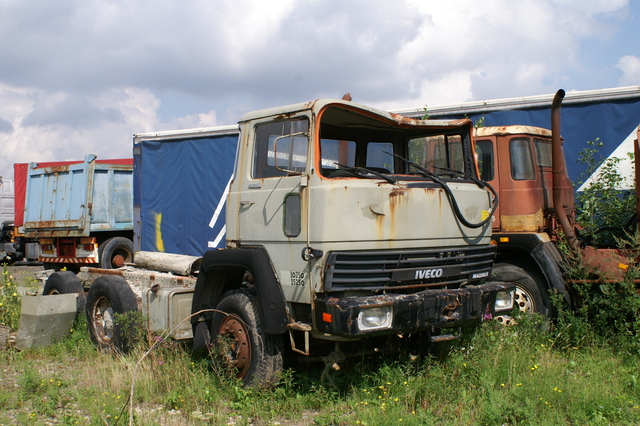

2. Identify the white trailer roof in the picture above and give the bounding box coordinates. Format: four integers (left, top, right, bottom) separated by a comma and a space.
395, 86, 640, 118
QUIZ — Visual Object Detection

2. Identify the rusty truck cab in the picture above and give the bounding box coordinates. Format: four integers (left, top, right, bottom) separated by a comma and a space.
474, 126, 575, 236
473, 124, 576, 316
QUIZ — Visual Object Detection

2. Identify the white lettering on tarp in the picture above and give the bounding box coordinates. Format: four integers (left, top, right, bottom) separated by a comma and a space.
207, 175, 233, 248
414, 268, 444, 280
208, 224, 226, 248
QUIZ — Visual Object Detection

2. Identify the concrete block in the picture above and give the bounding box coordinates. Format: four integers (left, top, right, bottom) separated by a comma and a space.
15, 294, 78, 350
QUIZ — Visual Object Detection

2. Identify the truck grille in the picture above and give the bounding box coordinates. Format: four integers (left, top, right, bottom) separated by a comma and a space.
323, 245, 496, 292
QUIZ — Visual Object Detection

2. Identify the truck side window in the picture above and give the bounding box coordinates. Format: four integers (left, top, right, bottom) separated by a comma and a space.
283, 193, 301, 237
510, 138, 535, 180
366, 142, 394, 173
474, 140, 494, 181
534, 139, 552, 168
408, 135, 464, 175
253, 119, 309, 178
445, 135, 464, 171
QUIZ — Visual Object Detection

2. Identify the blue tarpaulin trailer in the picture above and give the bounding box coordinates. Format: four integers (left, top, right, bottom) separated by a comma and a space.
133, 125, 239, 256
133, 87, 640, 257
396, 86, 640, 188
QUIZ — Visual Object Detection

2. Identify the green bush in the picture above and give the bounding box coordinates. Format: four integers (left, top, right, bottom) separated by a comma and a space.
563, 139, 640, 355
575, 138, 636, 247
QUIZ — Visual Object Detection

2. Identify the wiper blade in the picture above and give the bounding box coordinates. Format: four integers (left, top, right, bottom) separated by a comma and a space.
433, 166, 489, 188
384, 151, 438, 181
333, 163, 397, 184
433, 166, 465, 178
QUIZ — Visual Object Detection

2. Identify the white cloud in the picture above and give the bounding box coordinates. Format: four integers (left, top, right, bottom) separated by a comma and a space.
0, 0, 635, 177
0, 87, 130, 174
0, 85, 226, 176
170, 111, 221, 130
617, 55, 640, 85
0, 0, 630, 106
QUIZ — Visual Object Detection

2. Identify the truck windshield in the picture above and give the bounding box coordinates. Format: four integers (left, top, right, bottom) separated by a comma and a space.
318, 105, 474, 181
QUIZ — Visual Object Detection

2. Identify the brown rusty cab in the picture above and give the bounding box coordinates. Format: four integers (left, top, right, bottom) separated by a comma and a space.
474, 90, 639, 318
474, 125, 575, 235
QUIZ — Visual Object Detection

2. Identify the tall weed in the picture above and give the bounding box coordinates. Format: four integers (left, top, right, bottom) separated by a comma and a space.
557, 139, 640, 356
0, 266, 21, 330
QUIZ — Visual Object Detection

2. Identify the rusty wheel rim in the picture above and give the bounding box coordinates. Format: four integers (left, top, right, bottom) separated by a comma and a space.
514, 284, 536, 313
218, 314, 251, 378
112, 254, 126, 268
91, 295, 114, 345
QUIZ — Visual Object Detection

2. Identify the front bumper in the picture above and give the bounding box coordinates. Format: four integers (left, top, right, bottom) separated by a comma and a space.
314, 281, 515, 337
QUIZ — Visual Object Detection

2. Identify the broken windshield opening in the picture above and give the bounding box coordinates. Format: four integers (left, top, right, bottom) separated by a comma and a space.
317, 106, 475, 181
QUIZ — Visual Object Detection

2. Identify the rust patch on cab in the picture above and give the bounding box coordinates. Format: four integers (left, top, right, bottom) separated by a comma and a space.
389, 187, 409, 198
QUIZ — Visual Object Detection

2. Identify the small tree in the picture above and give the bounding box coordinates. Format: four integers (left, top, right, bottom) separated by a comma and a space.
574, 138, 636, 247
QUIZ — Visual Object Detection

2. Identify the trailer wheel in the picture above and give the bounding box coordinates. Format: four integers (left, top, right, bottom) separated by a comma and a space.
43, 271, 83, 295
492, 262, 552, 317
99, 237, 134, 269
211, 290, 283, 388
85, 275, 139, 353
43, 270, 87, 311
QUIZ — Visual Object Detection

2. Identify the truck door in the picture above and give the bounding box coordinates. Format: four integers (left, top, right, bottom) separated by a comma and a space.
234, 117, 311, 304
475, 137, 501, 230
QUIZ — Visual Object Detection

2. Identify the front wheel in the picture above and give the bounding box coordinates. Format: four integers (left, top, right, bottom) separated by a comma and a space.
210, 290, 283, 388
492, 262, 552, 317
85, 275, 139, 352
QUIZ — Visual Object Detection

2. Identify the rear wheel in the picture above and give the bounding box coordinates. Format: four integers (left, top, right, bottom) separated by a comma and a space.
43, 270, 86, 311
210, 290, 283, 388
99, 237, 134, 269
85, 275, 139, 352
492, 262, 552, 317
43, 271, 83, 295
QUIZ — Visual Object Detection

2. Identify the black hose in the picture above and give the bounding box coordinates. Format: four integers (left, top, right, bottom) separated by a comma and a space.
386, 152, 498, 229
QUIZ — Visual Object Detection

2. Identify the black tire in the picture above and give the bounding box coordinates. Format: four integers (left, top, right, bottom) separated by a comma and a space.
85, 275, 139, 353
99, 237, 134, 269
43, 270, 87, 312
210, 290, 283, 388
492, 262, 552, 317
43, 271, 83, 295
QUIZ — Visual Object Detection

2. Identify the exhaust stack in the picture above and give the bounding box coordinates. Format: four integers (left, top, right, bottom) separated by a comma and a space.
551, 89, 579, 252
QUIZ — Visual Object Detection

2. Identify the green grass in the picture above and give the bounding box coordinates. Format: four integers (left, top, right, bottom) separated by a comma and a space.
1, 312, 639, 425
2, 267, 640, 425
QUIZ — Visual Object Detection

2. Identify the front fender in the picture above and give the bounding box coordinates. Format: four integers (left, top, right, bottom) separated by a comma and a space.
531, 241, 571, 305
190, 247, 289, 334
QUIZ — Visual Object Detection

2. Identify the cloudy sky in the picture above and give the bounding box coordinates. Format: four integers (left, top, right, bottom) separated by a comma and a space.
1, 0, 639, 178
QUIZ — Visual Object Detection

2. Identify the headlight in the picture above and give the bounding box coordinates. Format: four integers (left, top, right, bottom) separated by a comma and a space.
358, 306, 393, 331
494, 290, 514, 312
